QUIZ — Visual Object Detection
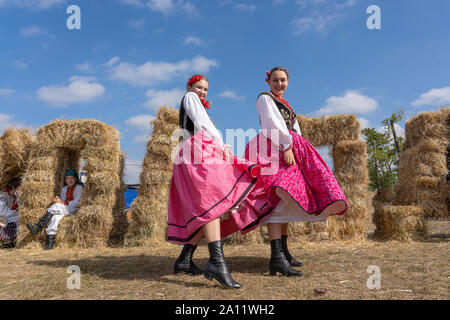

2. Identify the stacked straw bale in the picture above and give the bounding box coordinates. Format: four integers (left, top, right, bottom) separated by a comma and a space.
125, 107, 179, 246
17, 120, 126, 248
288, 115, 369, 241
397, 107, 449, 219
0, 128, 35, 188
373, 107, 449, 240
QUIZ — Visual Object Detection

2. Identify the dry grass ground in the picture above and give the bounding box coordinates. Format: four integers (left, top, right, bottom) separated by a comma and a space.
1, 192, 449, 300
1, 229, 449, 300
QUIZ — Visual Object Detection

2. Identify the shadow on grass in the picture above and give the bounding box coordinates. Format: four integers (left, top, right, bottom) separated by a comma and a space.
27, 255, 269, 287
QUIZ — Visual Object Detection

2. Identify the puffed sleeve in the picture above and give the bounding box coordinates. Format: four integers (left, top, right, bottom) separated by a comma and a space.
67, 184, 83, 215
293, 118, 302, 136
60, 186, 66, 202
256, 94, 293, 151
183, 92, 227, 150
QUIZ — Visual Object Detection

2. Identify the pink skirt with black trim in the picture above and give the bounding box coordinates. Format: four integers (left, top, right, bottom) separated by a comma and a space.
167, 130, 273, 244
244, 130, 348, 223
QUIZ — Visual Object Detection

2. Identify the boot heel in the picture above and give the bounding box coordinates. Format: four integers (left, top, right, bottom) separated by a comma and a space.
204, 272, 213, 281
270, 269, 277, 276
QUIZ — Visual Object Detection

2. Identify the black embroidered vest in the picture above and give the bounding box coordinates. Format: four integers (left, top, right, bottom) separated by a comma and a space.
179, 95, 196, 135
259, 92, 298, 133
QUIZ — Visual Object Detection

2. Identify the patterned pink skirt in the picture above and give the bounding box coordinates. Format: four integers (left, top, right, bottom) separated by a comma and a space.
244, 130, 348, 223
168, 130, 273, 244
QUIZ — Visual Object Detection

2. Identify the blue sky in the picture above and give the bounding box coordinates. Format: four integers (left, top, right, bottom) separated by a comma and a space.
1, 0, 449, 184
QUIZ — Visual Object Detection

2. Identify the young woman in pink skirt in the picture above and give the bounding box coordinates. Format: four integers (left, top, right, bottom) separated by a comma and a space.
245, 67, 348, 277
168, 74, 273, 289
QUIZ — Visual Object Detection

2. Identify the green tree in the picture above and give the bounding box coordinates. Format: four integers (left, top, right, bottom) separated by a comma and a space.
362, 110, 405, 191
382, 109, 405, 158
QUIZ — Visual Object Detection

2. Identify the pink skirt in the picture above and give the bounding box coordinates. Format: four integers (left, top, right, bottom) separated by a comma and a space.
167, 131, 273, 244
244, 130, 348, 223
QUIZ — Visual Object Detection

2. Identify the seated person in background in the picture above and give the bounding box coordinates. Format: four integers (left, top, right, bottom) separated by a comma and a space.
0, 178, 21, 249
26, 169, 84, 250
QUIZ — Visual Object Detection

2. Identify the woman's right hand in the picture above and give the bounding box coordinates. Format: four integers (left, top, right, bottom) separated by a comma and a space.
284, 149, 296, 166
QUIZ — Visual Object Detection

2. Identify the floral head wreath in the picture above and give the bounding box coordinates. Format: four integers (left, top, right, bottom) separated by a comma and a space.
187, 74, 211, 109
265, 70, 271, 81
187, 75, 203, 87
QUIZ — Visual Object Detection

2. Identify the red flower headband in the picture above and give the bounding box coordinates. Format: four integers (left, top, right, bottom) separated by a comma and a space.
265, 70, 271, 81
187, 75, 203, 87
187, 74, 211, 109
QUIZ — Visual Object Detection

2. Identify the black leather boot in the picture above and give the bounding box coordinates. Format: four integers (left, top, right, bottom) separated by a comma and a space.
174, 244, 203, 275
281, 235, 303, 267
26, 212, 53, 236
44, 234, 56, 250
270, 239, 303, 277
204, 240, 241, 289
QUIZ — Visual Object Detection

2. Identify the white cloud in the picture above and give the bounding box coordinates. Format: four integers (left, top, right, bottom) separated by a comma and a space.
36, 76, 105, 106
75, 62, 96, 73
14, 60, 28, 70
394, 123, 405, 138
125, 114, 156, 131
315, 90, 378, 116
376, 123, 405, 139
126, 114, 156, 143
292, 0, 356, 35
104, 56, 120, 67
411, 87, 450, 107
0, 113, 14, 133
20, 25, 44, 37
0, 113, 24, 134
292, 11, 344, 35
218, 90, 246, 101
120, 0, 196, 15
129, 18, 146, 30
183, 36, 203, 46
235, 3, 257, 12
143, 88, 185, 110
147, 0, 173, 14
358, 117, 370, 130
107, 56, 218, 86
0, 0, 67, 10
0, 88, 15, 96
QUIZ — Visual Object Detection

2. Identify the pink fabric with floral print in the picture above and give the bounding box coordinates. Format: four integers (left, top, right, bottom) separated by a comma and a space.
244, 130, 348, 219
168, 130, 273, 244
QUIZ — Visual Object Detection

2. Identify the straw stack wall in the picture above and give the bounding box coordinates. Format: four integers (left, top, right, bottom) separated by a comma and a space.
0, 128, 35, 188
17, 120, 125, 248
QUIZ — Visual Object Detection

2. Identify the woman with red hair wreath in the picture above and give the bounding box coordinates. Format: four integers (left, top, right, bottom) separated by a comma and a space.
245, 67, 348, 277
168, 74, 273, 289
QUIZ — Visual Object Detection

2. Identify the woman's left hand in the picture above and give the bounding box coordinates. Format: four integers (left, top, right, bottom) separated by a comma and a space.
223, 146, 232, 162
284, 149, 296, 166
53, 196, 64, 204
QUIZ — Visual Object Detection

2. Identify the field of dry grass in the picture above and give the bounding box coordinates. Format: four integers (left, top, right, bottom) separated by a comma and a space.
1, 217, 449, 300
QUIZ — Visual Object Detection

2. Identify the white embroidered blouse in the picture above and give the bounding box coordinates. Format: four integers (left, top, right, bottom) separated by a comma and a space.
256, 94, 302, 151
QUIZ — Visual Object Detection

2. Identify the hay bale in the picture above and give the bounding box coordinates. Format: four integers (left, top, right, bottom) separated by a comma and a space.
125, 107, 179, 246
0, 128, 35, 188
17, 120, 125, 248
372, 201, 428, 241
297, 114, 360, 146
108, 154, 129, 247
403, 107, 450, 149
394, 107, 449, 219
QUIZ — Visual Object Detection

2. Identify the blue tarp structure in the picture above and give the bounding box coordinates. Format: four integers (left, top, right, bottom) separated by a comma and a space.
124, 186, 138, 209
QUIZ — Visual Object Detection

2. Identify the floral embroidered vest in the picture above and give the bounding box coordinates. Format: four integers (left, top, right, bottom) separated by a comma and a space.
259, 92, 298, 133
